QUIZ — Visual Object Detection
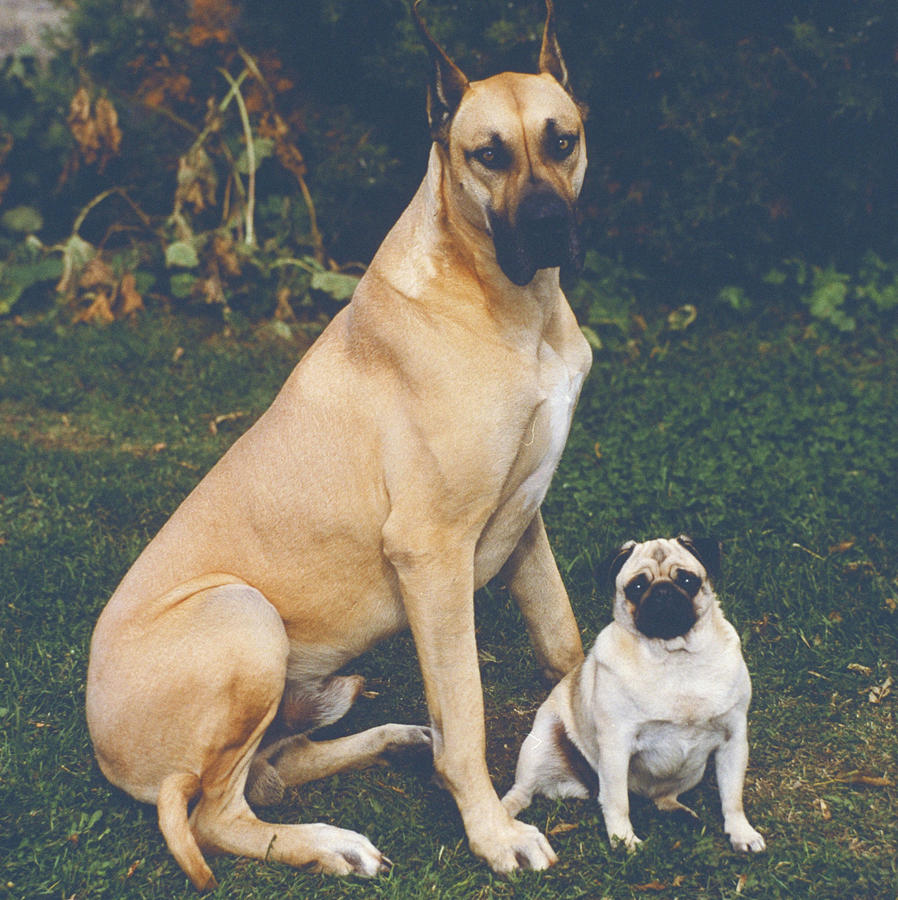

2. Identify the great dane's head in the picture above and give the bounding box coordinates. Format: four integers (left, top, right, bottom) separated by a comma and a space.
413, 0, 587, 286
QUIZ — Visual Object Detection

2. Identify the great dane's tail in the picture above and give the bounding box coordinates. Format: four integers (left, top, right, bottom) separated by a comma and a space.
157, 772, 217, 891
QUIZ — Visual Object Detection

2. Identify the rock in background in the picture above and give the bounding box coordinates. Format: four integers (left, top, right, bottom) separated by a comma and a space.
0, 0, 66, 60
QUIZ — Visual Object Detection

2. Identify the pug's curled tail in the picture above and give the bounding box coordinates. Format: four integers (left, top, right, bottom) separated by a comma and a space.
157, 772, 217, 891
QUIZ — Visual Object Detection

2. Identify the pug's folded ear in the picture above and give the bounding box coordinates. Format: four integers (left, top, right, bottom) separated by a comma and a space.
606, 540, 636, 593
676, 536, 722, 581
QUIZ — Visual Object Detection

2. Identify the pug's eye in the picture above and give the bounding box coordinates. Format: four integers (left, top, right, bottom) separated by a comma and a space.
624, 575, 649, 603
676, 570, 701, 592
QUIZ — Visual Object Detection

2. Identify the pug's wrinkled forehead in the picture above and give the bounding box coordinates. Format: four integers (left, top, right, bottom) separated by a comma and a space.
609, 536, 721, 589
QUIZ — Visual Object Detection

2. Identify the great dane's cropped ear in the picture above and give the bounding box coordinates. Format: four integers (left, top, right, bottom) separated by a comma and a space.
412, 0, 469, 146
677, 536, 722, 581
538, 0, 587, 117
607, 541, 636, 594
538, 0, 569, 91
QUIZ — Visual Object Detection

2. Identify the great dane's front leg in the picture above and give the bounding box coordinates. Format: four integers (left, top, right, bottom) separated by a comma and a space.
502, 512, 583, 681
384, 524, 557, 873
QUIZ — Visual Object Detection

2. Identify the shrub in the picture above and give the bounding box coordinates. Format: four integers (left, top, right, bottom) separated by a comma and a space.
0, 0, 896, 323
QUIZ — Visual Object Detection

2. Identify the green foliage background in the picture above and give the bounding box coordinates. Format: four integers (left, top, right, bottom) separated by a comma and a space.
1, 5, 897, 896
1, 0, 897, 326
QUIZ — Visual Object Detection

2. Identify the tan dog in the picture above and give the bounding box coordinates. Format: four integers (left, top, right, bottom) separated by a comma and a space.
86, 0, 590, 889
503, 537, 766, 855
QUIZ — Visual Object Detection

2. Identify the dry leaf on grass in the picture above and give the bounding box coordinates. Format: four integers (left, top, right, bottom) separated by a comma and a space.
834, 771, 893, 788
847, 662, 873, 676
209, 411, 247, 435
828, 540, 855, 555
634, 876, 685, 891
868, 676, 892, 704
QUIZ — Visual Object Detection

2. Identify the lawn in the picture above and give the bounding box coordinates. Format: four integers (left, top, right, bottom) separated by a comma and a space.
1, 307, 895, 899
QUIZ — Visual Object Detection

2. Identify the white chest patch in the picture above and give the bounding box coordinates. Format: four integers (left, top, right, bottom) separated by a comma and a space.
516, 344, 585, 516
472, 334, 588, 589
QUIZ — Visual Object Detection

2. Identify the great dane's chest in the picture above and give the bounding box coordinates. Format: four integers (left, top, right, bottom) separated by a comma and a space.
474, 335, 587, 585
517, 342, 585, 510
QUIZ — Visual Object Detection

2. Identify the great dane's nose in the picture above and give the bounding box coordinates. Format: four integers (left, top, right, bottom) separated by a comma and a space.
489, 186, 582, 286
517, 189, 571, 250
516, 189, 573, 269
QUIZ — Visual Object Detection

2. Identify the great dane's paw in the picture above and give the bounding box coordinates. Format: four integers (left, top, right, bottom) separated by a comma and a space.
306, 824, 392, 877
244, 758, 286, 807
383, 724, 433, 750
381, 725, 434, 768
727, 822, 766, 854
474, 818, 557, 874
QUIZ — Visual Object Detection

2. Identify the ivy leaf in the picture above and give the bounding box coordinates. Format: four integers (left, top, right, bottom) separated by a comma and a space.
165, 241, 200, 269
56, 234, 95, 296
1, 205, 43, 233
169, 273, 197, 299
0, 255, 63, 314
309, 270, 359, 302
717, 285, 751, 312
235, 137, 275, 175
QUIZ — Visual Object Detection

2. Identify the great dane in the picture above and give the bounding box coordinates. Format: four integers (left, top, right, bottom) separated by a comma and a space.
86, 0, 590, 887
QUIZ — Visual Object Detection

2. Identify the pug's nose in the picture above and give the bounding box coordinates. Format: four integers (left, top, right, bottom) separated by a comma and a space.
636, 583, 696, 640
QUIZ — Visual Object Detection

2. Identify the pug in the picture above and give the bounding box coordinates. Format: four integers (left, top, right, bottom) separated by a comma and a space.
502, 536, 766, 854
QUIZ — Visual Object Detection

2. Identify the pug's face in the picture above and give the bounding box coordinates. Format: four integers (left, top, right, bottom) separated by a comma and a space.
609, 536, 721, 641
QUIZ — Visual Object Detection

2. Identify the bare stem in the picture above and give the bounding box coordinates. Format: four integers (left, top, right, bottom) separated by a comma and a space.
218, 67, 256, 246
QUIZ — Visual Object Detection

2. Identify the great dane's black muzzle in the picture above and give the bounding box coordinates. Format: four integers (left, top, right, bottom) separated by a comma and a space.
490, 187, 582, 287
633, 582, 697, 641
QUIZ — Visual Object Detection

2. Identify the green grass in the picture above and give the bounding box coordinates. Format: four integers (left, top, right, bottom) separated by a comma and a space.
1, 309, 896, 899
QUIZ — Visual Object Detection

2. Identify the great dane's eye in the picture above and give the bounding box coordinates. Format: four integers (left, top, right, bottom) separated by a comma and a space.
470, 145, 509, 171
549, 133, 577, 161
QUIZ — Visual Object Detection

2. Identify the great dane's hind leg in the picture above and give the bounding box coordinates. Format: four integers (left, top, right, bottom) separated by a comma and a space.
170, 586, 393, 878
190, 787, 391, 879
91, 581, 391, 885
246, 724, 433, 807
